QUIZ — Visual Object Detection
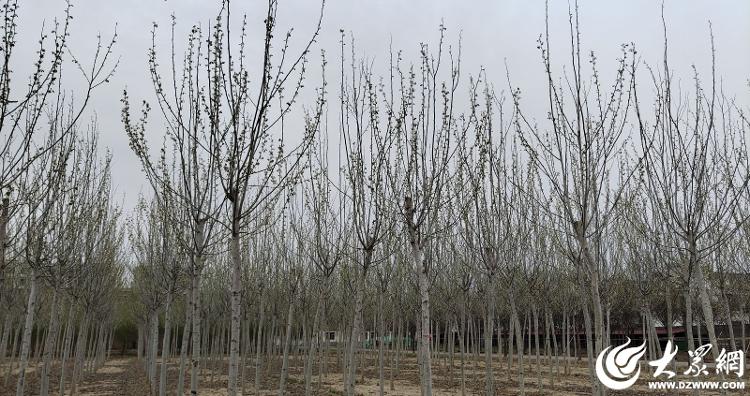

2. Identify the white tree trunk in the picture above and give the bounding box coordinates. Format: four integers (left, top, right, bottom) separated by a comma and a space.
177, 291, 192, 396
149, 311, 159, 395
305, 289, 322, 396
255, 290, 266, 396
485, 275, 495, 396
510, 298, 525, 396
689, 236, 721, 362
159, 293, 173, 396
414, 246, 433, 396
345, 252, 370, 396
191, 220, 206, 396
278, 296, 295, 396
228, 232, 242, 396
377, 290, 385, 396
71, 311, 90, 396
59, 303, 75, 396
0, 314, 11, 364
15, 270, 38, 396
40, 288, 61, 396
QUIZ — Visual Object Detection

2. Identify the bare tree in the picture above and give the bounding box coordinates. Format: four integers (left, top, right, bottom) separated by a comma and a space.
391, 26, 462, 395
337, 33, 395, 396
636, 16, 750, 361
195, 2, 323, 393
512, 2, 642, 393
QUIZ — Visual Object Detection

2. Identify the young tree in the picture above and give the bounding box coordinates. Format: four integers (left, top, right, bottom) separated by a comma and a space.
197, 2, 323, 393
512, 3, 642, 393
636, 20, 750, 360
390, 26, 463, 395
337, 35, 396, 396
0, 0, 117, 337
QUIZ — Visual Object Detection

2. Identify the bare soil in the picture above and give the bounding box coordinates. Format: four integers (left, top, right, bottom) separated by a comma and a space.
1, 352, 744, 395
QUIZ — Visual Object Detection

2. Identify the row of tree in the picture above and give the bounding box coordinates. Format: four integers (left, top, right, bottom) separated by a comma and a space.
0, 1, 123, 395
1, 0, 749, 396
120, 2, 750, 396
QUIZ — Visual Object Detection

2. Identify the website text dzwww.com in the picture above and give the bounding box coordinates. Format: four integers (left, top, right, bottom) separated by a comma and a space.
648, 381, 745, 390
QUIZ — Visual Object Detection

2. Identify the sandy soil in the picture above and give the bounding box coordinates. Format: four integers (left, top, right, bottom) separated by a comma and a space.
1, 352, 745, 395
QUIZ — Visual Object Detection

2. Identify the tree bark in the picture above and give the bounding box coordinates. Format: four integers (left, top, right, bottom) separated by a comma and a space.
510, 301, 525, 396
278, 295, 295, 396
485, 276, 495, 396
690, 235, 721, 362
149, 311, 159, 395
71, 310, 91, 396
159, 292, 173, 396
304, 287, 322, 396
377, 289, 385, 396
59, 303, 75, 396
414, 246, 433, 395
177, 291, 192, 396
191, 220, 206, 396
40, 288, 61, 396
15, 270, 39, 396
228, 230, 242, 396
345, 250, 370, 396
722, 289, 737, 351
254, 288, 266, 395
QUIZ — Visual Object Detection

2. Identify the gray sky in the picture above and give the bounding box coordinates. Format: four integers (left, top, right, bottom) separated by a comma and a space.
18, 0, 750, 212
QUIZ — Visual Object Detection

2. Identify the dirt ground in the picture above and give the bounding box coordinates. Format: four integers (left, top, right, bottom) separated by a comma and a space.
1, 352, 746, 395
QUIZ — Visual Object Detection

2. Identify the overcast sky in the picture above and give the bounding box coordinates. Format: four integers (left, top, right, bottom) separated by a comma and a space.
17, 0, 750, 212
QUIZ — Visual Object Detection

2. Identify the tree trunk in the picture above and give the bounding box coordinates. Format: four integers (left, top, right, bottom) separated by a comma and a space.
191, 220, 206, 396
485, 276, 495, 396
0, 314, 11, 365
304, 287, 322, 396
72, 310, 91, 396
413, 245, 433, 396
377, 289, 385, 396
740, 302, 746, 352
15, 270, 39, 396
345, 250, 370, 396
255, 289, 266, 395
40, 288, 61, 396
563, 312, 569, 376
177, 291, 192, 396
59, 303, 75, 396
581, 304, 599, 396
683, 257, 696, 353
510, 301, 525, 396
533, 304, 541, 393
228, 230, 242, 396
722, 289, 737, 351
278, 293, 295, 396
159, 292, 173, 396
149, 311, 159, 395
0, 197, 9, 310
690, 236, 720, 362
576, 234, 605, 359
